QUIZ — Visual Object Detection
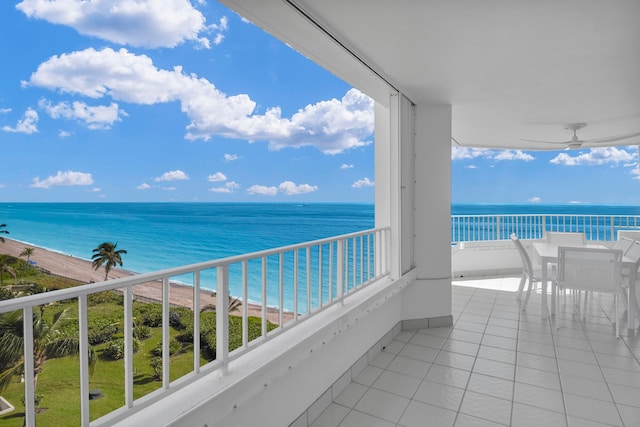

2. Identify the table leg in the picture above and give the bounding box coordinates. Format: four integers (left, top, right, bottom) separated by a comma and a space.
628, 266, 637, 333
542, 259, 548, 319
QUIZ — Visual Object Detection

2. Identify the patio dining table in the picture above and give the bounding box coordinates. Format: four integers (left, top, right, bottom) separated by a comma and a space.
532, 241, 638, 332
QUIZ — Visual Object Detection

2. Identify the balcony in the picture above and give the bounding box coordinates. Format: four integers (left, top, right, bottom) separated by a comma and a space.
1, 214, 639, 426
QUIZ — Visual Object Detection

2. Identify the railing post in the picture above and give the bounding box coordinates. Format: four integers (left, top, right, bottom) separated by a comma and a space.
496, 216, 501, 240
217, 264, 229, 373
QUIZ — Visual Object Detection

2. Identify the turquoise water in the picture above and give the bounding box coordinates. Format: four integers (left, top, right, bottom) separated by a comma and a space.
0, 203, 375, 276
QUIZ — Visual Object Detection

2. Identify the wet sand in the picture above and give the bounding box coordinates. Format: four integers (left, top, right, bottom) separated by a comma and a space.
1, 238, 291, 324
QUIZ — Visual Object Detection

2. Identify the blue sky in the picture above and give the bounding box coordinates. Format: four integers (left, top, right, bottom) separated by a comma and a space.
0, 1, 638, 205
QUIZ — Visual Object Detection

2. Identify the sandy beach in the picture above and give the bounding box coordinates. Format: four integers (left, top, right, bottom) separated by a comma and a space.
0, 238, 291, 324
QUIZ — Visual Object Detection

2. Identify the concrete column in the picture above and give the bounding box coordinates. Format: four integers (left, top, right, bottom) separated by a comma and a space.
402, 104, 452, 328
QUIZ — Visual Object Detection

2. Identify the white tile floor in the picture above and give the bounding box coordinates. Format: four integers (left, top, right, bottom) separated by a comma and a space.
310, 277, 640, 427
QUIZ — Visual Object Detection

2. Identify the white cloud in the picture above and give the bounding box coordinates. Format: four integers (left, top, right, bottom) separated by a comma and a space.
2, 108, 39, 134
0, 108, 11, 114
451, 147, 489, 160
550, 147, 635, 166
528, 197, 541, 203
352, 177, 374, 188
39, 99, 127, 129
494, 150, 535, 161
155, 170, 189, 181
247, 184, 278, 196
137, 182, 151, 190
465, 165, 477, 169
340, 164, 354, 169
278, 181, 318, 195
162, 186, 176, 191
207, 172, 227, 182
452, 147, 534, 162
209, 181, 240, 193
224, 153, 239, 162
27, 48, 373, 154
16, 0, 220, 49
31, 170, 94, 189
58, 130, 72, 137
90, 187, 101, 192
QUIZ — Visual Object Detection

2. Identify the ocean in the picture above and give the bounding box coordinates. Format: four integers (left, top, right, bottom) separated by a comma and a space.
2, 202, 640, 273
1, 202, 638, 307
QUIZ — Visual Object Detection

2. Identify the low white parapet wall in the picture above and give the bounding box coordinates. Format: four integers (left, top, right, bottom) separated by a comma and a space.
452, 239, 532, 278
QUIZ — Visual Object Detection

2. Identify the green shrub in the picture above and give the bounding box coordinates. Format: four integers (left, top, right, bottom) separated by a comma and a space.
134, 303, 163, 327
133, 324, 152, 340
88, 290, 124, 306
169, 307, 192, 330
150, 338, 182, 357
88, 318, 118, 345
104, 338, 141, 360
150, 357, 162, 380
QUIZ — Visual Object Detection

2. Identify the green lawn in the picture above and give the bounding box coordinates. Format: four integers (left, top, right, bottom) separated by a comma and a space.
0, 324, 209, 426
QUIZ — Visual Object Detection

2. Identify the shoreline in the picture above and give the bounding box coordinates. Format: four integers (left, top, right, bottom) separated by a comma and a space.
0, 237, 292, 324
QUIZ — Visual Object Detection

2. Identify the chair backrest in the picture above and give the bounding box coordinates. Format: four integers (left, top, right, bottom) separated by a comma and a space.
510, 233, 533, 275
625, 239, 640, 264
612, 236, 635, 255
545, 232, 587, 246
557, 246, 622, 292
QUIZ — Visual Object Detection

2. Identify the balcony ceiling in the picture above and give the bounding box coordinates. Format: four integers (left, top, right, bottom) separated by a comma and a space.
220, 0, 640, 151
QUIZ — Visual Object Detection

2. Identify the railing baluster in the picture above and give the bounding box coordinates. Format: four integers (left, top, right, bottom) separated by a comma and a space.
261, 256, 267, 335
242, 261, 249, 347
124, 287, 134, 407
352, 237, 356, 289
23, 306, 35, 427
337, 239, 344, 301
279, 253, 284, 326
318, 245, 323, 307
306, 247, 311, 312
193, 271, 201, 372
293, 251, 299, 321
78, 294, 90, 426
162, 277, 170, 388
329, 242, 334, 302
217, 264, 229, 372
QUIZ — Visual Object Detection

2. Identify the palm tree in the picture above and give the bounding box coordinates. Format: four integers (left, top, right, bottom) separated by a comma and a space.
0, 308, 96, 397
0, 223, 8, 243
19, 247, 35, 264
91, 242, 127, 281
0, 255, 16, 286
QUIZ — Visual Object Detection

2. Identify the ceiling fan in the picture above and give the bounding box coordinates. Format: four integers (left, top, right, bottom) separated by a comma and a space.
522, 123, 640, 149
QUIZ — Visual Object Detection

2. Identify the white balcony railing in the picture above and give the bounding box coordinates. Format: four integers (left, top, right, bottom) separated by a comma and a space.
0, 227, 390, 427
451, 213, 640, 243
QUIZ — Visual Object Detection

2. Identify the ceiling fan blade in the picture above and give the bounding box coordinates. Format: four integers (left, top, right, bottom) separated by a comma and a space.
583, 131, 640, 144
521, 139, 567, 144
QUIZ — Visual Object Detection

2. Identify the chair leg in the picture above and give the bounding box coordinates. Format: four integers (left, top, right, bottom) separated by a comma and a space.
522, 278, 533, 311
516, 274, 526, 301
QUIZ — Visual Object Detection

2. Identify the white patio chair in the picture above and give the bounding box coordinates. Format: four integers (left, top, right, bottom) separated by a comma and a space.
545, 231, 587, 246
510, 233, 548, 311
554, 247, 623, 337
620, 239, 640, 321
612, 235, 635, 255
